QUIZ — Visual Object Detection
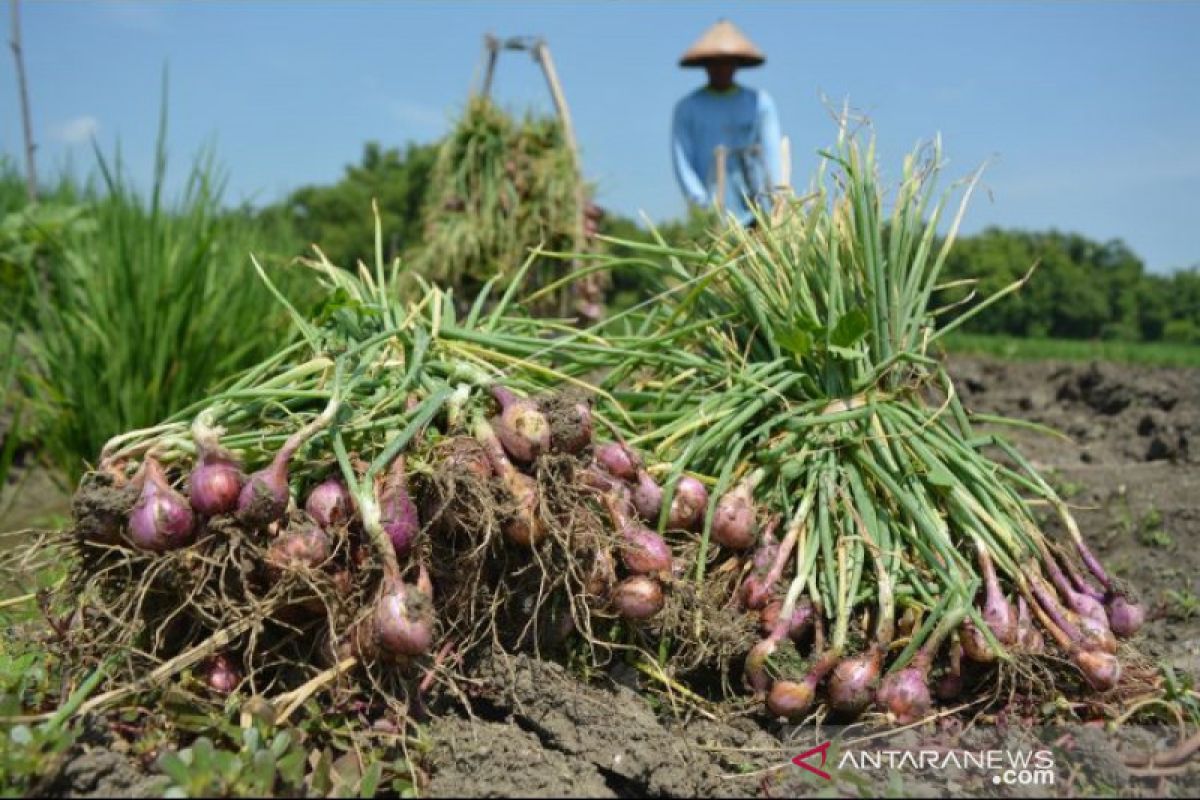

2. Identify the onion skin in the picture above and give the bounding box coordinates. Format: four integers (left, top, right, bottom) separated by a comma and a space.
491, 386, 550, 463
827, 648, 883, 717
1106, 593, 1145, 638
711, 480, 757, 551
612, 575, 664, 620
129, 459, 195, 552
375, 578, 435, 658
305, 478, 353, 529
666, 476, 708, 531
189, 451, 244, 516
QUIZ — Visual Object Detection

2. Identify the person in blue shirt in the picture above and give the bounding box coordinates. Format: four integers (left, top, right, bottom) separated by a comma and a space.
671, 20, 783, 227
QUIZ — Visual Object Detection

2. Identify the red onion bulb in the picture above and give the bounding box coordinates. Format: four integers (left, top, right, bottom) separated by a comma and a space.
305, 477, 353, 529
129, 458, 195, 552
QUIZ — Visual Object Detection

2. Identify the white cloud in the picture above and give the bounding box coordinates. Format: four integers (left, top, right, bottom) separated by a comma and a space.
50, 116, 100, 145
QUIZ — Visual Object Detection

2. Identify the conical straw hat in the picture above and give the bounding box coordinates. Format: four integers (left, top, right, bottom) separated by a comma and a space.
679, 19, 765, 68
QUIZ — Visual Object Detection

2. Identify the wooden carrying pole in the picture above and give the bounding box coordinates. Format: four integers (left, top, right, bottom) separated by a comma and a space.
9, 0, 38, 203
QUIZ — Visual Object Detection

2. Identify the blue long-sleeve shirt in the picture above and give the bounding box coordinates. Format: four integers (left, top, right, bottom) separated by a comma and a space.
671, 84, 783, 225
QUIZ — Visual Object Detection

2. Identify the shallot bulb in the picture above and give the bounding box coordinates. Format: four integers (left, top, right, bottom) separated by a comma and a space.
711, 476, 758, 550
978, 549, 1017, 645
189, 449, 244, 516
129, 458, 195, 552
1016, 596, 1045, 654
238, 449, 292, 527
612, 575, 664, 620
827, 647, 883, 717
375, 576, 435, 658
759, 598, 814, 641
199, 653, 241, 695
959, 618, 997, 663
619, 526, 673, 575
631, 470, 663, 523
305, 477, 353, 529
266, 522, 331, 572
491, 386, 550, 463
1106, 592, 1145, 638
766, 680, 814, 721
475, 416, 546, 546
763, 651, 840, 722
380, 456, 420, 558
666, 475, 708, 531
1075, 649, 1121, 691
594, 442, 640, 481
876, 654, 933, 725
604, 489, 673, 575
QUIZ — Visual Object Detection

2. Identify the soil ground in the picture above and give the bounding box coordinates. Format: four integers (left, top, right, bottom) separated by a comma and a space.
7, 354, 1200, 797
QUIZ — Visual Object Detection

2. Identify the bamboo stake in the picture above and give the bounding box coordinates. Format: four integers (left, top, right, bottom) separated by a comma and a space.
9, 0, 38, 203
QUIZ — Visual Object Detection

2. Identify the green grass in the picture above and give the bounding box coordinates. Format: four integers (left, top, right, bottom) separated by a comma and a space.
8, 100, 312, 483
944, 332, 1200, 368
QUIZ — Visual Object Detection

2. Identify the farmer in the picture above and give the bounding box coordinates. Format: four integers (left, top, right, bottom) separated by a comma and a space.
671, 19, 784, 226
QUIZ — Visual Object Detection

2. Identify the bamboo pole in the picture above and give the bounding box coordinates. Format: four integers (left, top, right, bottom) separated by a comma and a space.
9, 0, 38, 203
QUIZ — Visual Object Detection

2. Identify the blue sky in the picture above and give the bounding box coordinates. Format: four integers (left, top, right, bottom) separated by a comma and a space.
2, 1, 1198, 273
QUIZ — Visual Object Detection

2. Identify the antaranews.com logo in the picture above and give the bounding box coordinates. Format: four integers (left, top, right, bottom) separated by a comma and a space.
793, 740, 1056, 787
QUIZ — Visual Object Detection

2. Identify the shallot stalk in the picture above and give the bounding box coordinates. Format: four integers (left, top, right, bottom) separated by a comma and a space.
491, 386, 550, 463
188, 410, 244, 516
129, 456, 195, 552
475, 415, 546, 547
829, 508, 893, 717
742, 494, 812, 610
711, 469, 762, 551
1015, 595, 1044, 654
1027, 572, 1116, 655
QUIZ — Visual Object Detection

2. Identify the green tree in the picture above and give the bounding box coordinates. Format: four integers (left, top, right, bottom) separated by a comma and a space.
261, 141, 437, 269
